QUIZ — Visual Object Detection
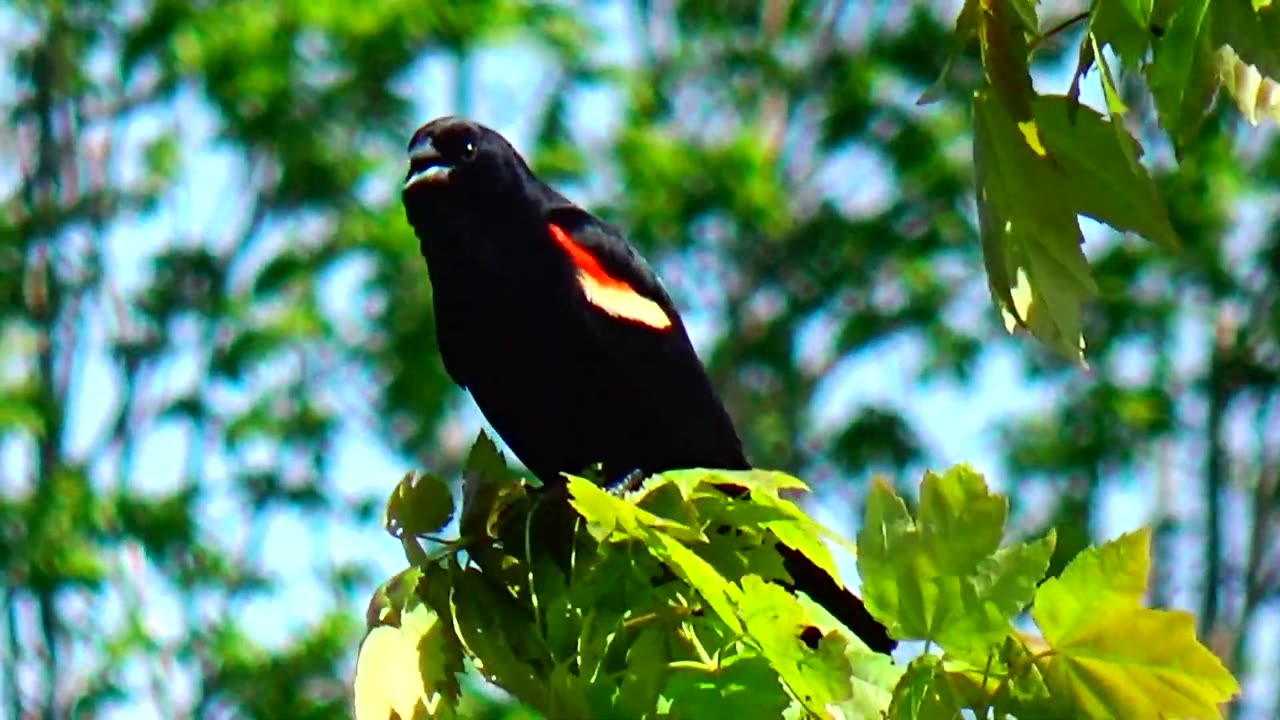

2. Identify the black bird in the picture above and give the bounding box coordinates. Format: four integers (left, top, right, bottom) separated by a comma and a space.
400, 116, 895, 656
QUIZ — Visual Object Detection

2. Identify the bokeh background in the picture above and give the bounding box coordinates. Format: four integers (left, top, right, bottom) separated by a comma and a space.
2, 0, 1278, 718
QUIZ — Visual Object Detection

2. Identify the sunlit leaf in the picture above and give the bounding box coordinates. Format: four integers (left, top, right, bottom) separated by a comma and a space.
918, 465, 1007, 574
1215, 45, 1280, 127
1032, 528, 1241, 718
566, 475, 705, 544
354, 602, 462, 720
737, 575, 853, 717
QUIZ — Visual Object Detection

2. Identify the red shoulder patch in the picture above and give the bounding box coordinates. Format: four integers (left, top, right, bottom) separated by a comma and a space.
548, 224, 672, 330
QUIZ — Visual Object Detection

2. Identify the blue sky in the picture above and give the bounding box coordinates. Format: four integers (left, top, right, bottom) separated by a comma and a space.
3, 2, 1277, 717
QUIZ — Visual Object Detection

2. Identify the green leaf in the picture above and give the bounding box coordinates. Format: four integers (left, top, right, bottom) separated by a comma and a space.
856, 478, 989, 650
706, 484, 854, 584
1091, 0, 1155, 69
859, 470, 1049, 659
1009, 0, 1039, 32
971, 530, 1056, 620
647, 531, 743, 634
856, 479, 916, 633
980, 636, 1060, 717
613, 625, 671, 717
448, 565, 549, 708
365, 566, 425, 629
918, 466, 1007, 574
973, 89, 1096, 365
1212, 0, 1280, 80
458, 430, 518, 542
887, 655, 963, 720
0, 399, 44, 436
1032, 528, 1241, 718
663, 654, 791, 720
385, 471, 455, 539
1146, 0, 1217, 154
736, 575, 852, 717
1031, 94, 1181, 250
1090, 31, 1144, 179
845, 648, 904, 718
978, 0, 1039, 131
918, 0, 980, 105
700, 468, 860, 561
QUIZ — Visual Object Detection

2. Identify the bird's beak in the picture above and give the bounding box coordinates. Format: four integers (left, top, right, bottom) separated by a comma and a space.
404, 136, 452, 190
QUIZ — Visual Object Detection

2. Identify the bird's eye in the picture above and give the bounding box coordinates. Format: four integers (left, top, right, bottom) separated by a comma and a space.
461, 139, 478, 161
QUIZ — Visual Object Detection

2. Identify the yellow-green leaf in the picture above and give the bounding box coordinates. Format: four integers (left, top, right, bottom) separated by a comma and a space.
918, 466, 1007, 574
736, 575, 850, 717
648, 530, 743, 634
1036, 607, 1240, 718
566, 475, 705, 544
1032, 527, 1150, 639
1031, 527, 1241, 719
354, 602, 461, 720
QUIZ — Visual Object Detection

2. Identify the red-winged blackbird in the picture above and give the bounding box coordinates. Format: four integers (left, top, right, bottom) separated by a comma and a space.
401, 116, 895, 656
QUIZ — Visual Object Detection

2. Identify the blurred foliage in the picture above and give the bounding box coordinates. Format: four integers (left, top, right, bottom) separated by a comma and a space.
1, 0, 1277, 718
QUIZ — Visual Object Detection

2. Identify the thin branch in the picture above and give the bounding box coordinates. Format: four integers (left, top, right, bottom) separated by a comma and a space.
1229, 396, 1278, 684
1030, 10, 1091, 50
4, 590, 23, 720
1200, 311, 1233, 636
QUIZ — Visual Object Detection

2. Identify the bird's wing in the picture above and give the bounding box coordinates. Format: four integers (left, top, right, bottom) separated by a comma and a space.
543, 204, 749, 473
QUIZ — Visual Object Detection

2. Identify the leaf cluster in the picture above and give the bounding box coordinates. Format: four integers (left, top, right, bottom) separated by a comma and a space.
860, 468, 1238, 719
356, 435, 1240, 719
928, 0, 1279, 363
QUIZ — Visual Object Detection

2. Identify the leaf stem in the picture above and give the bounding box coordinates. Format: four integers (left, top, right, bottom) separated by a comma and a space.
680, 611, 714, 666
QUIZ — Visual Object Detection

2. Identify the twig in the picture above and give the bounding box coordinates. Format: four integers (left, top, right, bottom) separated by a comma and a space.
1030, 10, 1091, 50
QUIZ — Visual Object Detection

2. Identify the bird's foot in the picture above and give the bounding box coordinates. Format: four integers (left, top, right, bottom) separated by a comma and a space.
610, 468, 648, 496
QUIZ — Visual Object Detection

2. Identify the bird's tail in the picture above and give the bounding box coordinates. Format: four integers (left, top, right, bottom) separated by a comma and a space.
776, 542, 896, 655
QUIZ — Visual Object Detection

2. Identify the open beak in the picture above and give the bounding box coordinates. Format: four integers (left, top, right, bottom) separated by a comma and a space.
404, 136, 452, 190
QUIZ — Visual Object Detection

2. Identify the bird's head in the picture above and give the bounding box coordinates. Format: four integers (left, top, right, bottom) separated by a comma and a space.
401, 116, 538, 234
